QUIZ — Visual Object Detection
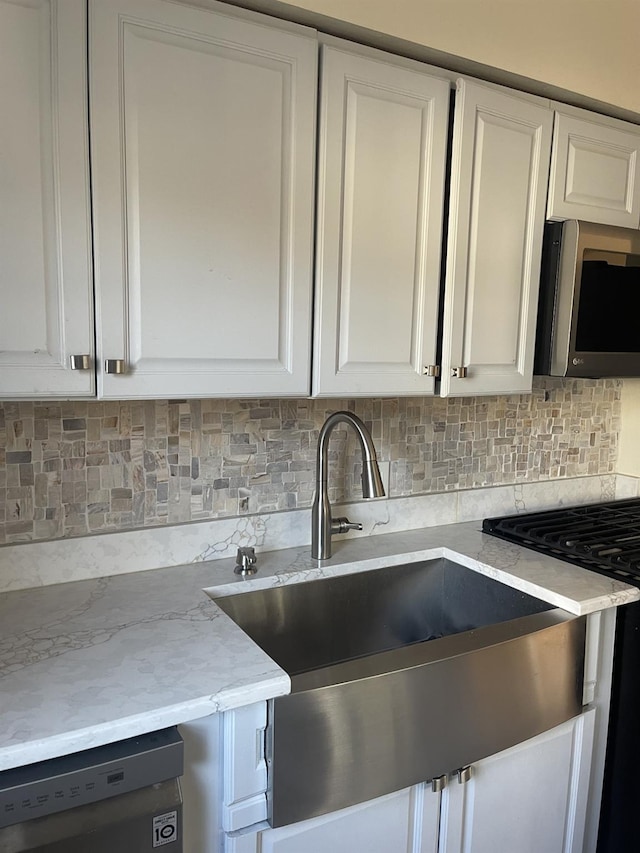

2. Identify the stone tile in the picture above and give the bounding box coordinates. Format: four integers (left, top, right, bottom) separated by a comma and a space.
0, 378, 623, 544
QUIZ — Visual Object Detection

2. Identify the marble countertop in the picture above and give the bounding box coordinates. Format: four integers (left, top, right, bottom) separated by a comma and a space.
1, 520, 638, 772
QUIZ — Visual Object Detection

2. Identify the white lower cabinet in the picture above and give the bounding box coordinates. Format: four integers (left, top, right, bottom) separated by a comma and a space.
225, 784, 440, 853
440, 711, 595, 853
224, 711, 595, 853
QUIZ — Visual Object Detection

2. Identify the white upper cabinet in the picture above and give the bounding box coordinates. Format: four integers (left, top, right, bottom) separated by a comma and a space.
440, 79, 553, 397
0, 0, 94, 398
10, 0, 636, 403
547, 106, 640, 228
312, 42, 450, 397
90, 0, 317, 399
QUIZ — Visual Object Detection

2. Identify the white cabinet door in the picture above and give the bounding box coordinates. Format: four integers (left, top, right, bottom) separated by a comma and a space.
222, 703, 268, 831
90, 0, 317, 399
0, 0, 94, 398
222, 713, 595, 853
440, 79, 552, 397
227, 784, 440, 853
312, 42, 450, 397
441, 711, 596, 853
547, 109, 640, 227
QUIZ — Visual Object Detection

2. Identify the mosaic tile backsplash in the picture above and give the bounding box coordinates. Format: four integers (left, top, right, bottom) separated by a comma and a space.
0, 378, 621, 545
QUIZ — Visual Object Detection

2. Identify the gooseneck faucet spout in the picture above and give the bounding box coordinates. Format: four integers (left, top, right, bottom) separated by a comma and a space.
311, 411, 385, 560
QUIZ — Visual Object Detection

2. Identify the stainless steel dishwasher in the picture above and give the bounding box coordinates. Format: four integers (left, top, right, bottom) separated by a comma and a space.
0, 727, 183, 852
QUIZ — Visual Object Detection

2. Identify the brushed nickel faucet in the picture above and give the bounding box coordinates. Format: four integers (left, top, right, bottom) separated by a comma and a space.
311, 411, 385, 560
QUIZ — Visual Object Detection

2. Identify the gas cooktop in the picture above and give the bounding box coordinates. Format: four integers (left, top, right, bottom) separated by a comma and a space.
483, 497, 640, 585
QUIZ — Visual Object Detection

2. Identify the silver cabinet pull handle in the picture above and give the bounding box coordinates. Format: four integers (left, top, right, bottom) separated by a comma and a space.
69, 354, 91, 370
424, 364, 440, 377
104, 359, 126, 375
430, 774, 447, 793
457, 765, 472, 784
451, 366, 468, 378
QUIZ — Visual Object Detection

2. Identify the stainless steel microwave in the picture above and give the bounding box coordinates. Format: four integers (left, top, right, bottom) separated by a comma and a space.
535, 219, 640, 377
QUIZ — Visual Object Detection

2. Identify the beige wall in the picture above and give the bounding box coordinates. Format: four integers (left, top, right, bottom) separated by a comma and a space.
619, 381, 640, 475
278, 0, 640, 114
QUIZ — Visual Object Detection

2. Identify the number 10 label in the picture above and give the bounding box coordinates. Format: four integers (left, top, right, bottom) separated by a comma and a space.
153, 810, 178, 847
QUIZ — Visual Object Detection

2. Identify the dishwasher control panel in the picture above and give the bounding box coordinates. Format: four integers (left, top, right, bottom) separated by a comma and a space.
0, 727, 183, 829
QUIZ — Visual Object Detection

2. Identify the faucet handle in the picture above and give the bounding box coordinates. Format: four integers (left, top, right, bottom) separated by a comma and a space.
331, 517, 363, 534
234, 546, 258, 576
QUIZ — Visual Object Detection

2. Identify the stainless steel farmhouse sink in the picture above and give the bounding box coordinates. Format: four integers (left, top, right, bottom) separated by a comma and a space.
210, 558, 585, 827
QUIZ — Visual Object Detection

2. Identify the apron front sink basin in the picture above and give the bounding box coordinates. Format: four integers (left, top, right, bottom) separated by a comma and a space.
209, 557, 585, 827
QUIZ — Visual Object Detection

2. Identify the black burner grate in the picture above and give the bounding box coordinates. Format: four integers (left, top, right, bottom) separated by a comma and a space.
482, 497, 640, 585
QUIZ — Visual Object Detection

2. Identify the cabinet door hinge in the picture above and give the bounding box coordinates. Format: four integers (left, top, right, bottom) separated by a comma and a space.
264, 720, 273, 768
